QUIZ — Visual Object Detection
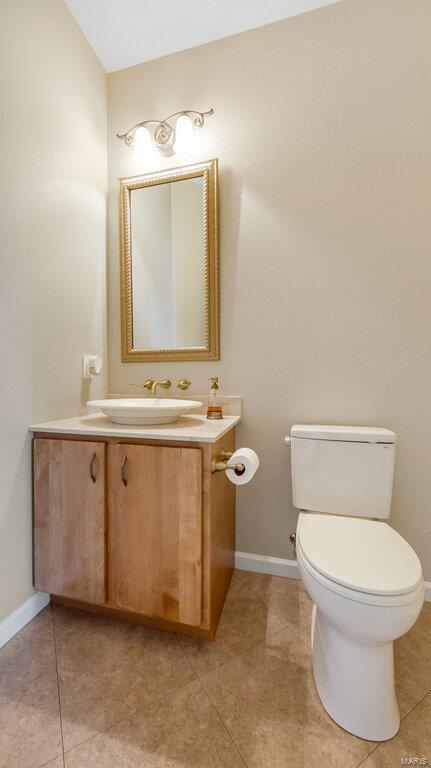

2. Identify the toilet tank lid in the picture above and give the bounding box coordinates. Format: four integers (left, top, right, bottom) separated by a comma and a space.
290, 425, 396, 443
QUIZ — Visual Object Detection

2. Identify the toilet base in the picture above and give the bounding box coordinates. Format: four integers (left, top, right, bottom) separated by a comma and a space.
312, 607, 400, 741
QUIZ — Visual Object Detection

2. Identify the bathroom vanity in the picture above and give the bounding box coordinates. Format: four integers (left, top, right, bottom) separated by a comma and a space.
30, 413, 239, 639
29, 156, 227, 639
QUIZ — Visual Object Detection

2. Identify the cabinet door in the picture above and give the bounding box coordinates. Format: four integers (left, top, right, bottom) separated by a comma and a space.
109, 444, 202, 626
34, 439, 106, 603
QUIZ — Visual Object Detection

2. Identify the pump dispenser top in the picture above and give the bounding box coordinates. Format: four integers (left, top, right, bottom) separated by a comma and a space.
207, 377, 223, 420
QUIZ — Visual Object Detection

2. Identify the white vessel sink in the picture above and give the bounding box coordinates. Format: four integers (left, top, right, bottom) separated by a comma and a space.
87, 398, 203, 426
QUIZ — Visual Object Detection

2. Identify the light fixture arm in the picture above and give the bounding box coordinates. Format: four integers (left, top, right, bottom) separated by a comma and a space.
116, 108, 214, 153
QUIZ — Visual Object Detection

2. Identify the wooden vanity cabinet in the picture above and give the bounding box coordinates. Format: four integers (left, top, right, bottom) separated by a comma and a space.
33, 439, 107, 604
108, 443, 202, 626
33, 429, 235, 639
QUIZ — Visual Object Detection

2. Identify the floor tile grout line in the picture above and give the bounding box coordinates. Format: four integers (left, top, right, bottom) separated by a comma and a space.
396, 733, 422, 758
235, 570, 313, 638
243, 591, 292, 630
190, 622, 298, 682
197, 675, 249, 767
60, 671, 246, 767
399, 686, 431, 722
168, 631, 299, 765
354, 741, 381, 767
38, 753, 65, 768
176, 617, 290, 679
174, 573, 301, 679
174, 630, 202, 677
50, 603, 66, 767
235, 570, 313, 647
60, 676, 199, 758
235, 572, 290, 623
288, 618, 312, 648
397, 690, 431, 757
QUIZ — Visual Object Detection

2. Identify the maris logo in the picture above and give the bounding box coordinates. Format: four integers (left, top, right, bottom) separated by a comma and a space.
400, 759, 429, 766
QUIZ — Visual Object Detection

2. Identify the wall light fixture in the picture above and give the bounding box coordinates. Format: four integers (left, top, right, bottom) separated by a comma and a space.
116, 109, 214, 158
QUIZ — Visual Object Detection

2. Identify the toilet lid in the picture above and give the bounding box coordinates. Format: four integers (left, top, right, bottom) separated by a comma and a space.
297, 514, 422, 596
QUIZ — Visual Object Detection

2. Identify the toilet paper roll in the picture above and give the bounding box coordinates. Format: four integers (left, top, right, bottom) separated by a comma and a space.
225, 447, 259, 486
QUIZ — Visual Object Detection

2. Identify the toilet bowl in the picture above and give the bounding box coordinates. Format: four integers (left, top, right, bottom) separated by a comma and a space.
288, 425, 424, 741
296, 513, 424, 741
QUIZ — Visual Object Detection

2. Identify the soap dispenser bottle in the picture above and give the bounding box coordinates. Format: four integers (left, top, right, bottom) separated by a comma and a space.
207, 377, 223, 420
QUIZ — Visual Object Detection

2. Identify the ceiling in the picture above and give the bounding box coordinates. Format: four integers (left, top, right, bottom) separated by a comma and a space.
64, 0, 342, 72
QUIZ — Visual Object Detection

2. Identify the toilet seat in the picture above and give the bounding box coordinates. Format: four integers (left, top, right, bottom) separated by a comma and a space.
297, 539, 424, 608
297, 512, 423, 604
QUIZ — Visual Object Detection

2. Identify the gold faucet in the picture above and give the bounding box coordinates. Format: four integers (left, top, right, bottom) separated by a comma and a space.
145, 379, 171, 396
129, 379, 171, 395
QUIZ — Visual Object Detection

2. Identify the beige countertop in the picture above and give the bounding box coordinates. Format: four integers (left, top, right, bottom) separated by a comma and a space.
29, 413, 240, 444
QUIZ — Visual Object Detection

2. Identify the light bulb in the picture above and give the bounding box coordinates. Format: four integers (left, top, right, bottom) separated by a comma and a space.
133, 126, 152, 164
174, 114, 194, 155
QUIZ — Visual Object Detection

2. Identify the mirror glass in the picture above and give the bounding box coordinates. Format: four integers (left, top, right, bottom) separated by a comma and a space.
119, 159, 219, 362
130, 178, 205, 349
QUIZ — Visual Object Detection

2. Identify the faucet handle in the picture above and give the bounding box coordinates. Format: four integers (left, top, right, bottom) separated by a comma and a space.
177, 379, 191, 391
129, 380, 155, 391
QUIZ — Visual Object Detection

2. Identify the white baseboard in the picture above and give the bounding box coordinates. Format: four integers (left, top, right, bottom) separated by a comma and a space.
235, 551, 300, 579
0, 591, 50, 649
235, 551, 431, 603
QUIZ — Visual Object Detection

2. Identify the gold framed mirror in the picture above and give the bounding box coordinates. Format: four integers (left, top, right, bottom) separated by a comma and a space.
119, 158, 219, 362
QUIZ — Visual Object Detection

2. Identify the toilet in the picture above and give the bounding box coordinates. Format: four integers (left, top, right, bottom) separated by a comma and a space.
289, 425, 424, 742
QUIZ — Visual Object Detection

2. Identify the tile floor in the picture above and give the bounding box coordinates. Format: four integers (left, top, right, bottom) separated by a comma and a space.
1, 571, 430, 767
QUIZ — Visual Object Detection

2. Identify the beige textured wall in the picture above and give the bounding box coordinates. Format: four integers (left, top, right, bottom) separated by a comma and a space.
0, 0, 107, 622
107, 0, 431, 578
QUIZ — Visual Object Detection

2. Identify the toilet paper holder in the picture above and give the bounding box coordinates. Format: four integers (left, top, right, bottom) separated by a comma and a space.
211, 449, 246, 476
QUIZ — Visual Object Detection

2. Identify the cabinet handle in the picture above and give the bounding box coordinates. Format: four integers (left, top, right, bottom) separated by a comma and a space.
89, 452, 97, 483
121, 454, 128, 487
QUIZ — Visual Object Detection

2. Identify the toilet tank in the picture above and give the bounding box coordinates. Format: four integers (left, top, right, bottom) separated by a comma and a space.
290, 425, 396, 519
